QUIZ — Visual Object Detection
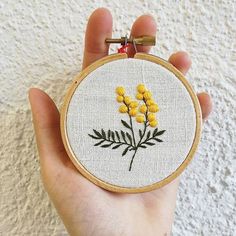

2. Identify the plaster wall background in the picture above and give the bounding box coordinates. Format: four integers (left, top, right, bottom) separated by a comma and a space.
0, 1, 235, 235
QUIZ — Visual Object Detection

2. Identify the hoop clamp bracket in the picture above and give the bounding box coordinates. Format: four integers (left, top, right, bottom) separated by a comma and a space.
105, 35, 156, 46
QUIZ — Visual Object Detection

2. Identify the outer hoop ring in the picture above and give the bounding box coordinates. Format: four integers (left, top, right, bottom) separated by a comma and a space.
60, 52, 202, 193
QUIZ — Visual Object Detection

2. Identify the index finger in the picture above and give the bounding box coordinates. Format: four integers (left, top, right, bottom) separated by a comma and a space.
82, 8, 113, 69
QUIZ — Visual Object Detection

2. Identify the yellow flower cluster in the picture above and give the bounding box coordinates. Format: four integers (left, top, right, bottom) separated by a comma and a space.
115, 84, 159, 127
116, 87, 138, 117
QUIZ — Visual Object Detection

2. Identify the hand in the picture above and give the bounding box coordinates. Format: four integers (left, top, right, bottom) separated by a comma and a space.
29, 8, 212, 236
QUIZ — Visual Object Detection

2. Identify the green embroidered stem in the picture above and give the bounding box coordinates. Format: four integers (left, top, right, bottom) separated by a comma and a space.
129, 113, 136, 147
128, 123, 147, 171
139, 112, 148, 144
127, 100, 149, 171
122, 101, 136, 148
129, 148, 138, 171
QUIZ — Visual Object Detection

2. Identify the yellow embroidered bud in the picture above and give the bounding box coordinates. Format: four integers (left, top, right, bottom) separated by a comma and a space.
129, 101, 138, 108
119, 105, 128, 113
137, 84, 146, 94
116, 95, 124, 103
136, 114, 145, 123
124, 96, 132, 105
147, 113, 156, 122
136, 93, 143, 100
146, 99, 155, 106
143, 91, 152, 100
149, 120, 158, 127
148, 104, 159, 113
116, 86, 125, 96
139, 104, 147, 114
129, 108, 138, 117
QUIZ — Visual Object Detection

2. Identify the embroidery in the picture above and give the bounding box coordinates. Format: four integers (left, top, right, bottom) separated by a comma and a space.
88, 84, 166, 171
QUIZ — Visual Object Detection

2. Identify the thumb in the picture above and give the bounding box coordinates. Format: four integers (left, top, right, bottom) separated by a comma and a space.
28, 88, 75, 177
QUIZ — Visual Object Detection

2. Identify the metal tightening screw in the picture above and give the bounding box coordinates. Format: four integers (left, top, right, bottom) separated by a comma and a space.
105, 35, 156, 46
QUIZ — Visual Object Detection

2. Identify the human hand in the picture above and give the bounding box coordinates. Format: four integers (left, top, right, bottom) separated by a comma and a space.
29, 8, 212, 236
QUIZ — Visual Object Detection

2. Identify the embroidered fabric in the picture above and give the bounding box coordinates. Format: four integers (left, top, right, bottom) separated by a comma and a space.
66, 58, 196, 188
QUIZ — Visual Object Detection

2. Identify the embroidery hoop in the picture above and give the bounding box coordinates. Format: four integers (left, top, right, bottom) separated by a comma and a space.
60, 51, 202, 193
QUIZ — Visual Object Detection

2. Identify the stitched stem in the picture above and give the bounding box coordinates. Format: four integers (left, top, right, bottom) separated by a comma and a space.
128, 100, 149, 171
128, 112, 136, 147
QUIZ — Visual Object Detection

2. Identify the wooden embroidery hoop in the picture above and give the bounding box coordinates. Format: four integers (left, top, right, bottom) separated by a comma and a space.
60, 51, 202, 193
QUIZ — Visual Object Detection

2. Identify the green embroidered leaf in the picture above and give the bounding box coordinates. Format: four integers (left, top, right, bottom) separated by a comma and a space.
93, 129, 102, 138
153, 128, 158, 136
111, 131, 115, 141
122, 146, 130, 156
94, 140, 105, 146
140, 145, 147, 149
121, 119, 131, 129
154, 138, 163, 142
115, 131, 120, 142
155, 130, 166, 136
101, 129, 106, 138
139, 129, 142, 138
146, 130, 151, 140
108, 130, 111, 140
101, 143, 112, 148
112, 144, 122, 149
88, 134, 101, 140
145, 142, 155, 146
126, 132, 132, 145
121, 130, 126, 142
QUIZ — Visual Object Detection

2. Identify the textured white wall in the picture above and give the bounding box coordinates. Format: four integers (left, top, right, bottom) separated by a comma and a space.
0, 0, 235, 235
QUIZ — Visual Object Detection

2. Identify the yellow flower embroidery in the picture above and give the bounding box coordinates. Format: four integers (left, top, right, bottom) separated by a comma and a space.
124, 96, 132, 105
88, 83, 166, 171
148, 104, 159, 113
150, 120, 158, 127
129, 101, 138, 108
136, 114, 145, 123
116, 95, 124, 103
119, 105, 128, 113
136, 93, 143, 100
139, 104, 147, 114
147, 113, 156, 122
129, 108, 138, 117
143, 91, 152, 100
146, 99, 155, 106
137, 84, 146, 94
116, 86, 125, 96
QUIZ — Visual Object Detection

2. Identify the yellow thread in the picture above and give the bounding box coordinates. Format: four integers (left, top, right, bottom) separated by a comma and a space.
116, 85, 160, 127
139, 104, 147, 114
137, 84, 146, 94
119, 105, 128, 113
129, 108, 138, 117
124, 96, 132, 105
146, 99, 155, 106
116, 95, 124, 103
148, 104, 159, 113
136, 93, 143, 100
129, 101, 138, 108
143, 91, 152, 100
147, 113, 156, 122
149, 120, 158, 127
116, 87, 125, 96
136, 114, 145, 123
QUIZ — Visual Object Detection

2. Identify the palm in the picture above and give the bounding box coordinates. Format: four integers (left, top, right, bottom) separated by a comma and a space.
29, 8, 212, 236
44, 148, 179, 236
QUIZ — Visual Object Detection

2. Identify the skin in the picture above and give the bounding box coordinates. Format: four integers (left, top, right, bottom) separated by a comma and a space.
28, 8, 212, 236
